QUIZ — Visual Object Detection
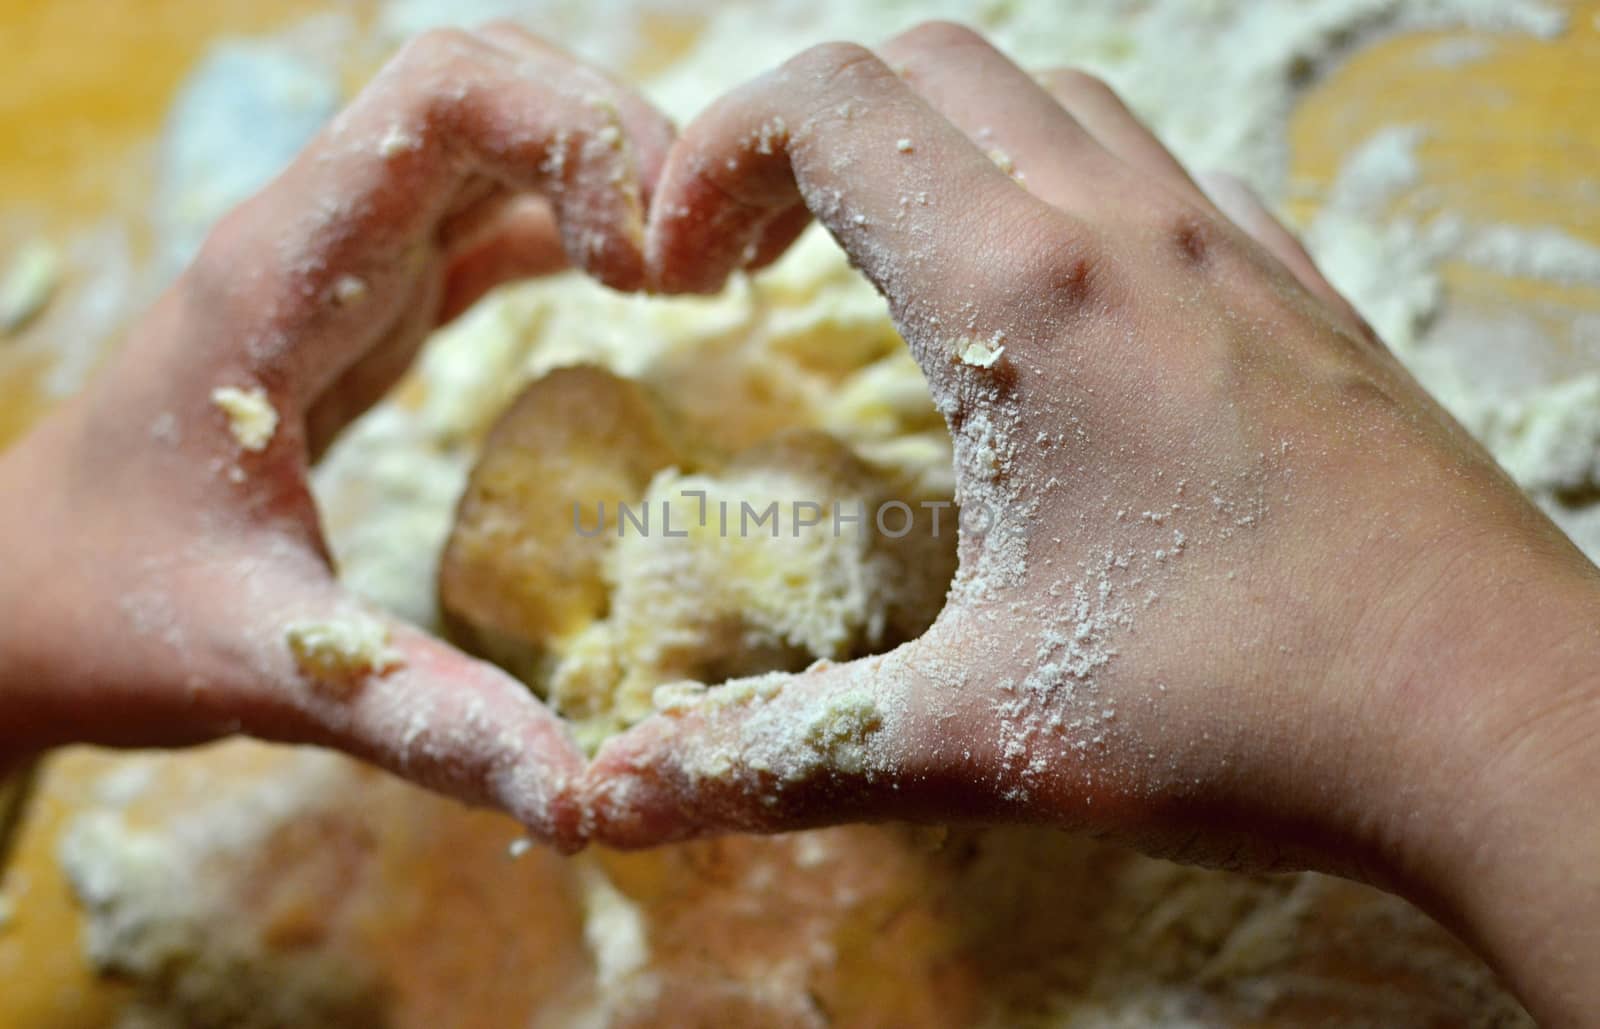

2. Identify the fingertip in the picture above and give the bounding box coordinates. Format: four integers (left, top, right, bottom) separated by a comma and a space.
738, 203, 814, 276
579, 656, 930, 845
569, 228, 649, 294
582, 722, 703, 847
642, 192, 757, 295
616, 98, 678, 211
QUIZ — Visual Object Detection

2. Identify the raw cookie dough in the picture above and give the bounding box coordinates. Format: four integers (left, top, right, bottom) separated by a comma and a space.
440, 365, 957, 750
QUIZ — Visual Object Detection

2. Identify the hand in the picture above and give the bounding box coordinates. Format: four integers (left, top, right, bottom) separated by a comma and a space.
583, 24, 1600, 1022
0, 24, 674, 847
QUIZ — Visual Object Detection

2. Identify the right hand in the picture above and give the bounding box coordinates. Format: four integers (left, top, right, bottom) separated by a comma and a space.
583, 25, 1600, 1023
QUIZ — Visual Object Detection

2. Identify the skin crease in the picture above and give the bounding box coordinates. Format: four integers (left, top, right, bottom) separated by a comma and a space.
0, 19, 1596, 1024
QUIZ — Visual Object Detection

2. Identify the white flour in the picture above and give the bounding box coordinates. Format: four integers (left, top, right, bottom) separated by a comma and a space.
35, 0, 1596, 1025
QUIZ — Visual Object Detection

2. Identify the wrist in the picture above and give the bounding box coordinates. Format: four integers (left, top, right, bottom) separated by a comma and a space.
1356, 530, 1600, 1026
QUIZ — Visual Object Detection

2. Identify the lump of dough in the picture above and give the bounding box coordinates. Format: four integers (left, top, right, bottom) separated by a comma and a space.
211, 385, 278, 452
438, 365, 687, 684
285, 616, 403, 692
438, 367, 957, 750
549, 431, 934, 734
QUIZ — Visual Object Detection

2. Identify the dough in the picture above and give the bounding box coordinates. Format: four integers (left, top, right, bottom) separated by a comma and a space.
440, 365, 957, 750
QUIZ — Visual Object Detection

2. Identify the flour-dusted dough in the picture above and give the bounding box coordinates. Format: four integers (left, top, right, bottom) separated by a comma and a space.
440, 363, 956, 751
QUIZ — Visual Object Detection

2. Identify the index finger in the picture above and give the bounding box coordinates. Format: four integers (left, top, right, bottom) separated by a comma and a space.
646, 43, 1101, 356
188, 27, 671, 408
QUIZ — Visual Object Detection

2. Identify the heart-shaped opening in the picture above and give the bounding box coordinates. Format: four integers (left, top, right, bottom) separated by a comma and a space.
427, 231, 959, 751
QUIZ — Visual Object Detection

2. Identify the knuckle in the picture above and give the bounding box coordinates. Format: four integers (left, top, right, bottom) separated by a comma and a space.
782, 41, 891, 97
395, 27, 481, 75
386, 30, 491, 126
1120, 193, 1237, 272
891, 19, 990, 62
1044, 66, 1116, 102
993, 209, 1114, 317
1160, 205, 1221, 266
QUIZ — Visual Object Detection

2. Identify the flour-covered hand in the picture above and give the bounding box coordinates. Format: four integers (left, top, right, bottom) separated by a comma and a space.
0, 25, 674, 847
583, 26, 1600, 1023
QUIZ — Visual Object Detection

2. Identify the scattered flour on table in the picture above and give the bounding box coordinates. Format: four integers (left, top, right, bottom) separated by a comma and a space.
55, 753, 378, 1026
579, 863, 652, 995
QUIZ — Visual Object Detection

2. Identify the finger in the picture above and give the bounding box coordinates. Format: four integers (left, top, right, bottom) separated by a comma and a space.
437, 198, 568, 323
188, 27, 663, 410
237, 585, 589, 848
1197, 170, 1376, 339
28, 534, 589, 848
476, 20, 676, 206
433, 179, 538, 256
738, 203, 816, 277
338, 623, 587, 846
303, 194, 568, 459
645, 41, 1082, 338
879, 23, 1122, 214
582, 640, 1012, 847
302, 272, 443, 462
1035, 67, 1216, 212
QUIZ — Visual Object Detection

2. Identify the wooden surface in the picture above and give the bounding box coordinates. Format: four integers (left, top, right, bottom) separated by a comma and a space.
1290, 8, 1600, 364
0, 2, 1598, 1025
0, 0, 358, 229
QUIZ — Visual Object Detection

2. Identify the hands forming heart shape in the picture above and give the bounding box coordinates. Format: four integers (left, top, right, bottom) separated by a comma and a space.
5, 29, 1600, 1007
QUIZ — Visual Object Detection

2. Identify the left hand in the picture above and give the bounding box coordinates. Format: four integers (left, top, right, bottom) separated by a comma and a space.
0, 24, 674, 847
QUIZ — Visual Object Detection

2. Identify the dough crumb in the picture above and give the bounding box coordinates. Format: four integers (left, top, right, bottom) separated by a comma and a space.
959, 341, 1006, 368
895, 138, 914, 153
332, 274, 368, 306
0, 238, 59, 335
802, 689, 883, 775
986, 148, 1016, 176
285, 616, 404, 691
211, 386, 279, 452
653, 680, 709, 714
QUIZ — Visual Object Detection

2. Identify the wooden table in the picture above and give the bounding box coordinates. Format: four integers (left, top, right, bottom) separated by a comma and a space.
1, 2, 1597, 1023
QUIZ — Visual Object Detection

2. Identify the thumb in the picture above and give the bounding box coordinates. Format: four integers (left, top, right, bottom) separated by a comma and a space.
581, 635, 1005, 847
235, 583, 588, 849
